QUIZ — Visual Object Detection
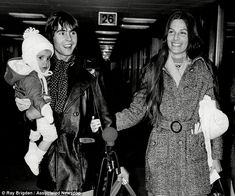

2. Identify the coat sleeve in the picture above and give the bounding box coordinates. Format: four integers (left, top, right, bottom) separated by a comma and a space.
22, 74, 46, 113
115, 89, 147, 131
203, 61, 223, 160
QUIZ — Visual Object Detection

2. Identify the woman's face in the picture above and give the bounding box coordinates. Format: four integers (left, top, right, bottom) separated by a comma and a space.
167, 19, 188, 57
53, 24, 78, 62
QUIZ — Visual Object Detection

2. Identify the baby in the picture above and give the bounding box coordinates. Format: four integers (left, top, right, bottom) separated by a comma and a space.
4, 27, 57, 175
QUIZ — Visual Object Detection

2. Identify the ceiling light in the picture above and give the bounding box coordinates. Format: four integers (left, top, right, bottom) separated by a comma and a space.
226, 22, 235, 27
121, 24, 150, 29
101, 45, 113, 49
95, 30, 119, 35
122, 17, 156, 24
22, 20, 47, 25
226, 36, 235, 39
0, 26, 4, 31
100, 45, 114, 49
1, 33, 22, 37
98, 37, 117, 41
226, 28, 235, 31
13, 37, 24, 41
9, 12, 46, 18
99, 41, 116, 44
102, 49, 112, 52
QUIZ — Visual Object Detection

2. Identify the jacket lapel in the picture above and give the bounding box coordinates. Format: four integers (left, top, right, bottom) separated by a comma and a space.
63, 69, 94, 112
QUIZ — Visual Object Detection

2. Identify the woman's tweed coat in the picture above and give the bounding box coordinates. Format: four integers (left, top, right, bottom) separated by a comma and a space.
116, 57, 223, 196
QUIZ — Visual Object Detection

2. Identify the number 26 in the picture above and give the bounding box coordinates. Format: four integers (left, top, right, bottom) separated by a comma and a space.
102, 14, 114, 24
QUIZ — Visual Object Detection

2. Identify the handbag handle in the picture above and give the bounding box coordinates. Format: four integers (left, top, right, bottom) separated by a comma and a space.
210, 178, 225, 195
110, 179, 137, 196
217, 179, 225, 194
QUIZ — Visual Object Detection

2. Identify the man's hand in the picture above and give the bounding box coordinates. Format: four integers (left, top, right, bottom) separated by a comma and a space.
90, 116, 101, 133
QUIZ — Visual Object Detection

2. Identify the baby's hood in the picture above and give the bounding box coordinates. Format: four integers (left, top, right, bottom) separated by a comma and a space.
4, 57, 33, 86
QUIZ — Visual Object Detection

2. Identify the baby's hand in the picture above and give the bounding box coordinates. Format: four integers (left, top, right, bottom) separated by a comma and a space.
43, 95, 52, 103
15, 97, 31, 111
90, 116, 101, 133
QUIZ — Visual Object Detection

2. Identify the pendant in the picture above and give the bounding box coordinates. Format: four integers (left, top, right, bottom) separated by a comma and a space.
175, 64, 181, 69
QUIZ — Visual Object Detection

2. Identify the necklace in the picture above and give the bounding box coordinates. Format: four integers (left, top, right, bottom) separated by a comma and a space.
175, 63, 182, 69
171, 56, 185, 69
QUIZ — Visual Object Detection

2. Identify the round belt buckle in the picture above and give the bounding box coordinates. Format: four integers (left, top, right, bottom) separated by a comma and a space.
170, 121, 182, 133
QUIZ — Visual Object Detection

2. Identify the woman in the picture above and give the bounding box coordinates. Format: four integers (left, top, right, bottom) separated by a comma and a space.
91, 10, 223, 196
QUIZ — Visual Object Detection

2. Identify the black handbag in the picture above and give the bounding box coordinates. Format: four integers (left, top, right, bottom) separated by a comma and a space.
208, 179, 225, 196
37, 133, 86, 191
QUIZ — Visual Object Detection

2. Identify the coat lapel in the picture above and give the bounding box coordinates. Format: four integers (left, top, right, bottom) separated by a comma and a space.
165, 56, 182, 87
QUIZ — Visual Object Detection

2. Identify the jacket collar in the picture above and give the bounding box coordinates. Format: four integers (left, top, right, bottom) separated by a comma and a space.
63, 68, 95, 111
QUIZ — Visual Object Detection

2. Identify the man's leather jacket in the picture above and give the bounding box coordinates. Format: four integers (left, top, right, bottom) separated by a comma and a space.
37, 61, 115, 192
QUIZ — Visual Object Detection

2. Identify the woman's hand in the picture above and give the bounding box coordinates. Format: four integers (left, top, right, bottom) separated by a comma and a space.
212, 159, 222, 173
90, 116, 101, 133
191, 122, 202, 135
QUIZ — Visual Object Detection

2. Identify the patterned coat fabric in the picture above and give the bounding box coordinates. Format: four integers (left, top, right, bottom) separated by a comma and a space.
116, 57, 223, 196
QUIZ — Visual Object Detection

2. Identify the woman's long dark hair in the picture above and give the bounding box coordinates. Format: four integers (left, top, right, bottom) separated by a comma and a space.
144, 10, 204, 125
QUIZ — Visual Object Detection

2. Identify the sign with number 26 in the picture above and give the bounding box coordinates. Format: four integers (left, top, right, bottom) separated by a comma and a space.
98, 12, 117, 26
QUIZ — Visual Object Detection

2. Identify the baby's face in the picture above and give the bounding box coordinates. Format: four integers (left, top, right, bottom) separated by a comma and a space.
37, 49, 52, 73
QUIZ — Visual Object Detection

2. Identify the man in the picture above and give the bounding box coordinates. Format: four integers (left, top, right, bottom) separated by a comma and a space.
16, 11, 128, 193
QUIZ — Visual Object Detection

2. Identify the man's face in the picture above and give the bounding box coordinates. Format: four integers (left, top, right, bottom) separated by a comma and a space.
53, 24, 78, 61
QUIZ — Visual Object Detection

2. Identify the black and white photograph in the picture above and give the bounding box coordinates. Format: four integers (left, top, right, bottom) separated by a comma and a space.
0, 0, 235, 195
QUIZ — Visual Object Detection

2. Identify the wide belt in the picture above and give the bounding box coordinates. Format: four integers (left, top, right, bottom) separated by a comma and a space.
158, 119, 195, 133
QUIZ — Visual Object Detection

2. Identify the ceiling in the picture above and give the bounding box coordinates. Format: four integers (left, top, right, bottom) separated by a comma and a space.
0, 0, 234, 61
